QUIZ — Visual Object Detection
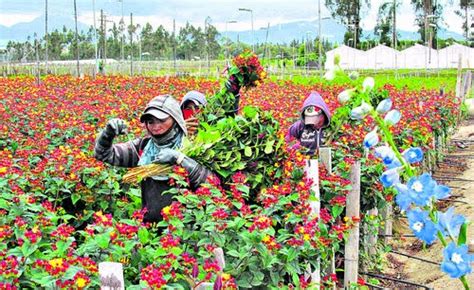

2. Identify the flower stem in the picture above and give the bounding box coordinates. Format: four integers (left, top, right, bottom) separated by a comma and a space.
369, 110, 414, 176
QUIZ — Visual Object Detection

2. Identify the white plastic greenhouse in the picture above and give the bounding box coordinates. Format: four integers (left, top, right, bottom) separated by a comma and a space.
325, 43, 474, 70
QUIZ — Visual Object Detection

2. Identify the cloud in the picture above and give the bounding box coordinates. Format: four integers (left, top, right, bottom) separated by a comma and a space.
0, 0, 465, 34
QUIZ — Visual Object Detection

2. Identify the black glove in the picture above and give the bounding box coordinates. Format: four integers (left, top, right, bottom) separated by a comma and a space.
225, 75, 241, 95
105, 118, 127, 137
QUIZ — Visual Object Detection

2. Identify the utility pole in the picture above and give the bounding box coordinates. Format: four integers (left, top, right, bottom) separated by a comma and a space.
318, 0, 322, 78
35, 33, 40, 85
120, 0, 124, 62
92, 0, 98, 76
173, 19, 176, 73
100, 10, 105, 62
129, 13, 133, 75
74, 0, 80, 77
263, 22, 270, 60
45, 0, 48, 73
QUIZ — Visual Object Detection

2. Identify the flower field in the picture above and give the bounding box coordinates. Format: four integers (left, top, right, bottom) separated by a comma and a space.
0, 73, 469, 289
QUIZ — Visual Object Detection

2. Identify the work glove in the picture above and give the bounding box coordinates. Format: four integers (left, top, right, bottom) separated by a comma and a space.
153, 148, 184, 165
225, 75, 241, 95
153, 148, 200, 175
105, 118, 127, 137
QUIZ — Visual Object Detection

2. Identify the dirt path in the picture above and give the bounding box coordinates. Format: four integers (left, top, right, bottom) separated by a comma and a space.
383, 117, 474, 289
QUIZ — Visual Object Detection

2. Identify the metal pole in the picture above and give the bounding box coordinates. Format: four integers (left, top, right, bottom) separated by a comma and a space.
121, 0, 124, 62
74, 0, 80, 77
173, 19, 176, 73
45, 0, 48, 73
130, 12, 133, 76
35, 33, 40, 84
92, 0, 98, 76
318, 0, 322, 78
251, 10, 254, 52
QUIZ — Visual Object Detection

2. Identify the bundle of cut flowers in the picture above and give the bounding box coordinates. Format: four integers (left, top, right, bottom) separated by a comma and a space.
123, 51, 276, 190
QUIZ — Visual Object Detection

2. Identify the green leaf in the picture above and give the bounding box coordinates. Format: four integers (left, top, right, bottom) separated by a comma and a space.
264, 139, 275, 154
244, 146, 252, 157
251, 271, 265, 286
331, 205, 344, 218
71, 193, 81, 205
457, 222, 468, 245
227, 249, 240, 257
96, 232, 111, 249
236, 184, 250, 195
138, 227, 150, 244
242, 106, 258, 119
287, 247, 298, 262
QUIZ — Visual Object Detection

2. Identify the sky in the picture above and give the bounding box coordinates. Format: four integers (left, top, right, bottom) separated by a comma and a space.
0, 0, 466, 34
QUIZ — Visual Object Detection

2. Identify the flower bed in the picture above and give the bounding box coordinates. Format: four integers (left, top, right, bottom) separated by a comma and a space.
0, 67, 464, 288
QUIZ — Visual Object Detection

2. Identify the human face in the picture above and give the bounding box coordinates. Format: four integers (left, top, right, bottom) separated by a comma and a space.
145, 116, 174, 135
182, 102, 201, 120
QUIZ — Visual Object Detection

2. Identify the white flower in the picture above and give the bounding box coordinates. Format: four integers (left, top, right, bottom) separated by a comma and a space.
362, 77, 375, 92
324, 70, 335, 81
337, 89, 354, 104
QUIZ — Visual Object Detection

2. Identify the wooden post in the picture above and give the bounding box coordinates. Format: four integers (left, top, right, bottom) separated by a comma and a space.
99, 262, 125, 290
304, 159, 320, 286
319, 147, 332, 173
319, 147, 336, 280
380, 204, 393, 244
344, 161, 361, 288
366, 208, 379, 257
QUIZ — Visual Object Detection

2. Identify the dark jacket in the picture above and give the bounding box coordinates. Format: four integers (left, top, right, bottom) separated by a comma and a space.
94, 134, 210, 223
286, 92, 331, 155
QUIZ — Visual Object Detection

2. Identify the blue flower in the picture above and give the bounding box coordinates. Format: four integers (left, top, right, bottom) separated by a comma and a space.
402, 147, 424, 164
437, 207, 466, 239
406, 173, 436, 207
363, 128, 379, 148
441, 242, 473, 278
394, 183, 412, 211
384, 110, 401, 125
434, 184, 451, 200
407, 208, 438, 244
380, 167, 400, 188
376, 99, 392, 114
374, 146, 402, 168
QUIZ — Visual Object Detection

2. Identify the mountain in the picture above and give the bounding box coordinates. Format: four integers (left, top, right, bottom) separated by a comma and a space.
0, 15, 465, 48
0, 14, 91, 46
225, 19, 465, 45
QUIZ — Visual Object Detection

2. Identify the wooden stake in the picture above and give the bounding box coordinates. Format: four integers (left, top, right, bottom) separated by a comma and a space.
304, 159, 320, 286
99, 262, 125, 290
344, 161, 361, 288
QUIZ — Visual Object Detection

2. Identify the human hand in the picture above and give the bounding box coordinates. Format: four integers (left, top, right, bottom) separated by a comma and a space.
185, 117, 199, 135
153, 148, 183, 164
106, 118, 127, 137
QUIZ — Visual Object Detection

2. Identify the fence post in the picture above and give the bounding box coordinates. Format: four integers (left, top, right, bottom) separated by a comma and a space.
304, 159, 320, 286
319, 147, 336, 281
366, 208, 378, 257
380, 204, 393, 244
99, 262, 125, 290
344, 161, 361, 288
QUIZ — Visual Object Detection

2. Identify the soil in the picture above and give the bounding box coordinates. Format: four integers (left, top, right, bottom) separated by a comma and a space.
381, 117, 474, 289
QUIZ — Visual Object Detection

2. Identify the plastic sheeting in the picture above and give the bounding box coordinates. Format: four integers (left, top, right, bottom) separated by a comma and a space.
325, 44, 474, 70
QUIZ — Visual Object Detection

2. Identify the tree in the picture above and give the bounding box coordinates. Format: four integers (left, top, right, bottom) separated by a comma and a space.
325, 0, 370, 48
374, 1, 402, 47
454, 0, 469, 40
410, 0, 443, 46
